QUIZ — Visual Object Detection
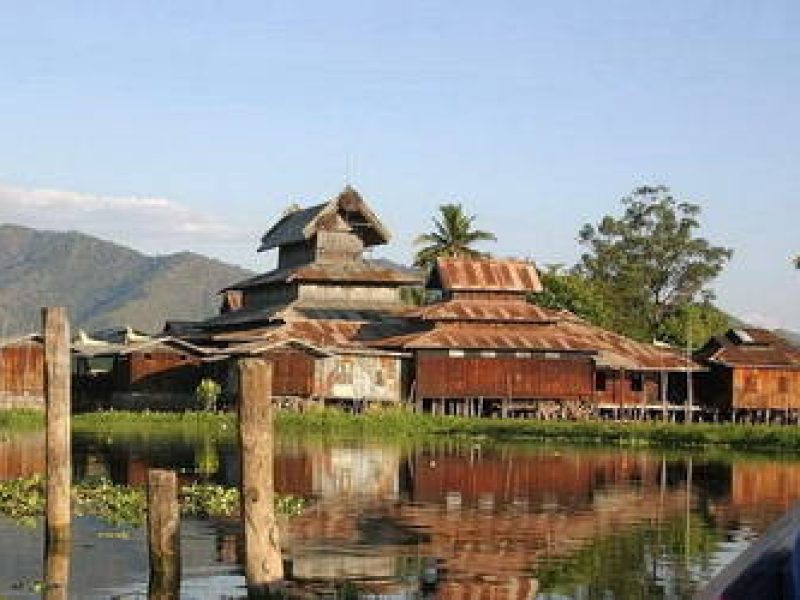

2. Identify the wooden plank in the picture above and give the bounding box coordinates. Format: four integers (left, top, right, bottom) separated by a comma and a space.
43, 307, 71, 545
238, 358, 283, 596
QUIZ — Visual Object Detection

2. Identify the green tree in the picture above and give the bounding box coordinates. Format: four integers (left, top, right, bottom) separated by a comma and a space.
794, 255, 800, 269
656, 300, 731, 349
533, 266, 614, 329
413, 203, 497, 269
576, 185, 732, 342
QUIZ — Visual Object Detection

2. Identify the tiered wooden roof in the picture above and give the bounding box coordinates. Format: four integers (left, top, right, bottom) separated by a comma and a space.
373, 256, 698, 371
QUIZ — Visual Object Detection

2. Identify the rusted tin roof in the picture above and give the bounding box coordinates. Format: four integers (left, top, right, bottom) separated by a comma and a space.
409, 298, 560, 323
696, 328, 800, 368
224, 259, 420, 291
258, 186, 391, 251
428, 257, 543, 293
372, 320, 696, 371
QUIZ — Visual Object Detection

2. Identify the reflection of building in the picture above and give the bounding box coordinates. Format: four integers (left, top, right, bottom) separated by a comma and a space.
0, 431, 45, 478
312, 447, 399, 500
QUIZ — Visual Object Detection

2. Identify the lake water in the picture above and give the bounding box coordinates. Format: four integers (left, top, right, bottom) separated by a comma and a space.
1, 428, 797, 599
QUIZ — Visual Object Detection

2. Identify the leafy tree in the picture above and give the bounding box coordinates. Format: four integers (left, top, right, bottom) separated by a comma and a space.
656, 300, 731, 349
795, 255, 800, 269
533, 266, 615, 329
576, 185, 732, 342
413, 203, 497, 269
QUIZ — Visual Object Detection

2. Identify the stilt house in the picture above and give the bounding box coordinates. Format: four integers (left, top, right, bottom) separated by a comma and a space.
695, 328, 800, 419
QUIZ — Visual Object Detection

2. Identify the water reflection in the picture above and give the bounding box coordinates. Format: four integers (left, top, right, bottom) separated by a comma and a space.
1, 429, 798, 599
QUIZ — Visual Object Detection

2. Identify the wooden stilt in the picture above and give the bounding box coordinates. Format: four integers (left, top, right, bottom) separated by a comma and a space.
147, 469, 181, 599
238, 359, 283, 597
44, 539, 69, 600
43, 307, 71, 546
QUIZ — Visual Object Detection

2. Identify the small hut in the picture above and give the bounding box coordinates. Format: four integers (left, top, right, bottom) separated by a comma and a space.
695, 328, 800, 421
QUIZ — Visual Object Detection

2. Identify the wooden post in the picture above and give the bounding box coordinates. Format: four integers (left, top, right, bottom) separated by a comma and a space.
147, 469, 180, 599
43, 307, 71, 546
44, 539, 70, 600
238, 358, 283, 597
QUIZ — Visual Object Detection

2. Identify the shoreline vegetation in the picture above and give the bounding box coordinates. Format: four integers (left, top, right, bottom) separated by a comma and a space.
4, 408, 800, 454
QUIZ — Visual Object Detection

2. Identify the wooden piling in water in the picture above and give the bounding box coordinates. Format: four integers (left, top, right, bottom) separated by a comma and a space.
147, 469, 180, 599
43, 307, 71, 546
44, 538, 70, 600
237, 358, 283, 597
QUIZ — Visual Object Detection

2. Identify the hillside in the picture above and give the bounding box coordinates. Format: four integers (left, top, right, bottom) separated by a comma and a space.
0, 224, 253, 335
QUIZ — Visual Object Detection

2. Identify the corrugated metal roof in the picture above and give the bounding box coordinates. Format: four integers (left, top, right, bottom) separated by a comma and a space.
409, 299, 559, 323
697, 328, 800, 368
223, 259, 420, 291
373, 321, 696, 371
430, 258, 543, 293
258, 186, 391, 251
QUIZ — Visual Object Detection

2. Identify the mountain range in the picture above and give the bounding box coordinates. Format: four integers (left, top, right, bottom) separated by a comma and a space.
0, 224, 252, 336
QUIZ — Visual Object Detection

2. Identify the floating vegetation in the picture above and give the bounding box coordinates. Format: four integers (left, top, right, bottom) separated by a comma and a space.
0, 476, 306, 527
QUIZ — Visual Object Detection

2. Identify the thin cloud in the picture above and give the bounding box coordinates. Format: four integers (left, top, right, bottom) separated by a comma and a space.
0, 181, 243, 244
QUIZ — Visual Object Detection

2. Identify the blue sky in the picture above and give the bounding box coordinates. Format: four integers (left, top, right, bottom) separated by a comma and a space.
0, 1, 798, 329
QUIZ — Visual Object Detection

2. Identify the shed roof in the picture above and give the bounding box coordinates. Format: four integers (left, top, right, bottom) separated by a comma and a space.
427, 257, 543, 293
696, 328, 800, 368
258, 186, 391, 251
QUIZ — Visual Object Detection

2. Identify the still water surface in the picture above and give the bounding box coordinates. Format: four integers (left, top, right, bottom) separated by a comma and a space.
1, 429, 797, 599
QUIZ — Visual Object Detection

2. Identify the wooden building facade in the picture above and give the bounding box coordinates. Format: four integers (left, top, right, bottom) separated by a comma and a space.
0, 335, 44, 410
696, 328, 800, 419
188, 186, 422, 407
369, 257, 698, 418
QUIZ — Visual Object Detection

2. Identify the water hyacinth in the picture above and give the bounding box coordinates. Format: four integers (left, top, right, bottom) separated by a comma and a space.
0, 476, 306, 527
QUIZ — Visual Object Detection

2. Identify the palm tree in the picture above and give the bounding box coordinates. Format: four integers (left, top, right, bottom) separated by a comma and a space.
413, 203, 497, 269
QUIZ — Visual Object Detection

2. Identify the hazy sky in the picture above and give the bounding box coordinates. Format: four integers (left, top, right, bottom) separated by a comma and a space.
0, 1, 798, 329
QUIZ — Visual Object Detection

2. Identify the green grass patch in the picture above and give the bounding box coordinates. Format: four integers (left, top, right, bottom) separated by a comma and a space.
6, 407, 800, 454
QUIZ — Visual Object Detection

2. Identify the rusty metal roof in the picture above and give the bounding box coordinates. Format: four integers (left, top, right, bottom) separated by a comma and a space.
428, 257, 543, 293
409, 299, 560, 323
224, 259, 420, 291
372, 320, 697, 371
697, 328, 800, 368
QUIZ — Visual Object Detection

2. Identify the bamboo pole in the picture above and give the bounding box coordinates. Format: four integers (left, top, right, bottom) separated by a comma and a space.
147, 469, 180, 599
43, 307, 71, 545
237, 358, 283, 597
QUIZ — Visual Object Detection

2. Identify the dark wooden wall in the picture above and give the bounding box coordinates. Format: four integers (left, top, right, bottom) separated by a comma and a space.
0, 343, 44, 394
264, 349, 316, 397
119, 351, 203, 393
415, 351, 593, 400
593, 370, 662, 408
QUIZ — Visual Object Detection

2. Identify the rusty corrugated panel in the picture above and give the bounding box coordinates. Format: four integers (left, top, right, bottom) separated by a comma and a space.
434, 257, 543, 293
698, 328, 800, 368
410, 299, 559, 323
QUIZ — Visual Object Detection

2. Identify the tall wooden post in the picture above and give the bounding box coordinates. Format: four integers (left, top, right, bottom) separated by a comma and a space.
238, 358, 283, 597
43, 307, 71, 546
147, 469, 181, 599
